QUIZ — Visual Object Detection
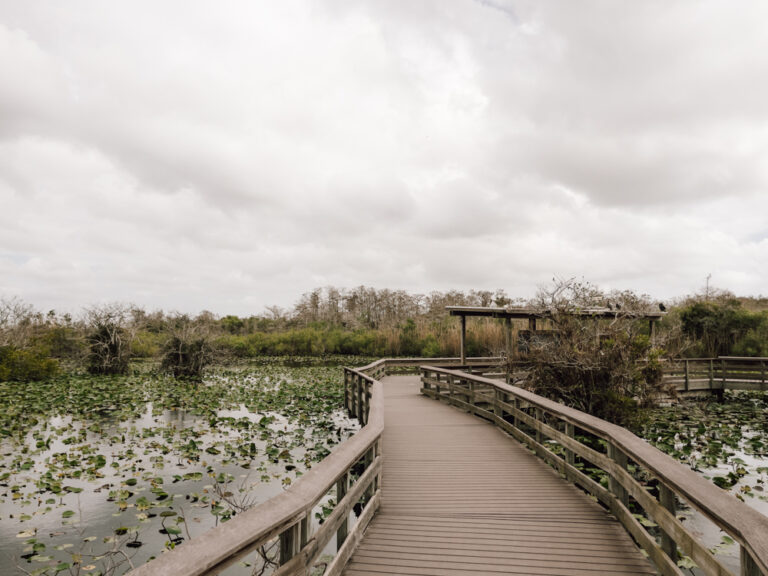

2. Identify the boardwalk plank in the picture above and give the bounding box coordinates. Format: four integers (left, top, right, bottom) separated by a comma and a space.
342, 375, 655, 576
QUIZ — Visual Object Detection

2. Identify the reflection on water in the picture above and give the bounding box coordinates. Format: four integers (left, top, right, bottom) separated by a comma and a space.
0, 375, 358, 575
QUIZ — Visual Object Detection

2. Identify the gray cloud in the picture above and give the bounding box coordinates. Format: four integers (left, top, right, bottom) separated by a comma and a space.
1, 0, 767, 315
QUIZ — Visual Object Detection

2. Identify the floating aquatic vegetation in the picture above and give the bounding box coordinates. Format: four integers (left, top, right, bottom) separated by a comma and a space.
641, 391, 768, 569
0, 361, 359, 575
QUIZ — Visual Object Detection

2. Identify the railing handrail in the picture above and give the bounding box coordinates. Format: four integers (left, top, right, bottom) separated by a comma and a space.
421, 365, 768, 576
664, 356, 768, 364
128, 365, 386, 576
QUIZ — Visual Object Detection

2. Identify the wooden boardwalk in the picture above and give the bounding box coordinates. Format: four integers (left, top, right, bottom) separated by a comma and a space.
343, 375, 655, 576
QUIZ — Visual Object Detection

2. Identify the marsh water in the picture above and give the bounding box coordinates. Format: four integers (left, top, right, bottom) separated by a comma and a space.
0, 364, 359, 575
3, 367, 766, 576
643, 392, 768, 573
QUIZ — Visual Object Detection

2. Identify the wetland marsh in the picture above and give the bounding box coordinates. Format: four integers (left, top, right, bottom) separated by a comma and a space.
0, 360, 360, 575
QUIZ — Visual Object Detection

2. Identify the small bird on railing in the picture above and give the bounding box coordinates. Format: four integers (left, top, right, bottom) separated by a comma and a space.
659, 303, 667, 312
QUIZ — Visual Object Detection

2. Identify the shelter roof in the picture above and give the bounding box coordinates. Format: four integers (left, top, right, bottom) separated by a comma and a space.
445, 305, 664, 320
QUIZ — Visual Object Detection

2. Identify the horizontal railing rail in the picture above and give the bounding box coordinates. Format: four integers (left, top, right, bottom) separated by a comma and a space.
663, 356, 768, 393
421, 365, 768, 576
128, 367, 385, 576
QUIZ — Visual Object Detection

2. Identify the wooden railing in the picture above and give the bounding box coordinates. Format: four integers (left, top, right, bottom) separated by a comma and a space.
128, 364, 385, 576
421, 365, 768, 576
127, 356, 497, 576
663, 356, 768, 393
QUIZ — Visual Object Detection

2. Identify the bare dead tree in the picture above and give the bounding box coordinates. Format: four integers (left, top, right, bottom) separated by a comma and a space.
160, 313, 214, 379
521, 278, 670, 425
84, 303, 134, 375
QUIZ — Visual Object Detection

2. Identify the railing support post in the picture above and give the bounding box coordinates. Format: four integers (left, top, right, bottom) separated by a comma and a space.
494, 389, 502, 420
374, 438, 382, 492
684, 359, 689, 392
717, 357, 726, 401
658, 483, 677, 561
356, 376, 364, 420
512, 398, 520, 429
534, 408, 543, 444
364, 444, 375, 499
741, 546, 761, 576
565, 422, 575, 467
344, 370, 350, 415
279, 522, 300, 565
336, 471, 349, 549
607, 444, 629, 507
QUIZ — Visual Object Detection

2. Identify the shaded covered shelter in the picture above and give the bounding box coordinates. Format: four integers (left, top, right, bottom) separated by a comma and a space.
447, 305, 665, 363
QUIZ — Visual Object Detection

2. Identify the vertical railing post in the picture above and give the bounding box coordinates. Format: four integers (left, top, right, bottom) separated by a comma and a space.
721, 357, 727, 387
344, 370, 350, 415
684, 359, 689, 392
460, 315, 467, 365
718, 357, 726, 401
468, 379, 476, 411
373, 438, 382, 492
709, 358, 714, 389
364, 444, 375, 499
607, 443, 629, 507
565, 422, 575, 467
658, 483, 677, 561
336, 471, 349, 550
279, 522, 300, 565
740, 546, 761, 576
299, 514, 309, 553
512, 397, 520, 429
534, 407, 543, 444
356, 375, 363, 421
761, 359, 766, 391
494, 388, 502, 420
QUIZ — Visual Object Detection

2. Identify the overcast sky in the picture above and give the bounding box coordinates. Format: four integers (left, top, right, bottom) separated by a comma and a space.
1, 1, 767, 316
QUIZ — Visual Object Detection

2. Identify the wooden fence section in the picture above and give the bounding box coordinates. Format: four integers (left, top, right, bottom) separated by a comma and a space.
344, 375, 655, 576
663, 356, 768, 393
127, 364, 385, 576
421, 366, 768, 576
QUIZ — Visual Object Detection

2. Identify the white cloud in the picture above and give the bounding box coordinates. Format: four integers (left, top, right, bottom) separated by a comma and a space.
1, 0, 767, 315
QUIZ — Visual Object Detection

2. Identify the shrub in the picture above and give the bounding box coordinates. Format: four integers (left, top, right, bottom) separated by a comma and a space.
0, 345, 59, 382
161, 336, 212, 379
679, 300, 766, 357
84, 305, 133, 375
522, 280, 667, 426
87, 323, 131, 375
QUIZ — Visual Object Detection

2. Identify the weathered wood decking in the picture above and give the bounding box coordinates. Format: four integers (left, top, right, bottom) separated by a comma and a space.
344, 375, 655, 576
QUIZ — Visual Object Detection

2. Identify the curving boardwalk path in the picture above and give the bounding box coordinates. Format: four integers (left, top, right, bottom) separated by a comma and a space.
343, 375, 656, 576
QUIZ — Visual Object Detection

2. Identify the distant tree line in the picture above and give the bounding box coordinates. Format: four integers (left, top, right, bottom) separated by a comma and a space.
1, 284, 767, 386
0, 287, 514, 382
